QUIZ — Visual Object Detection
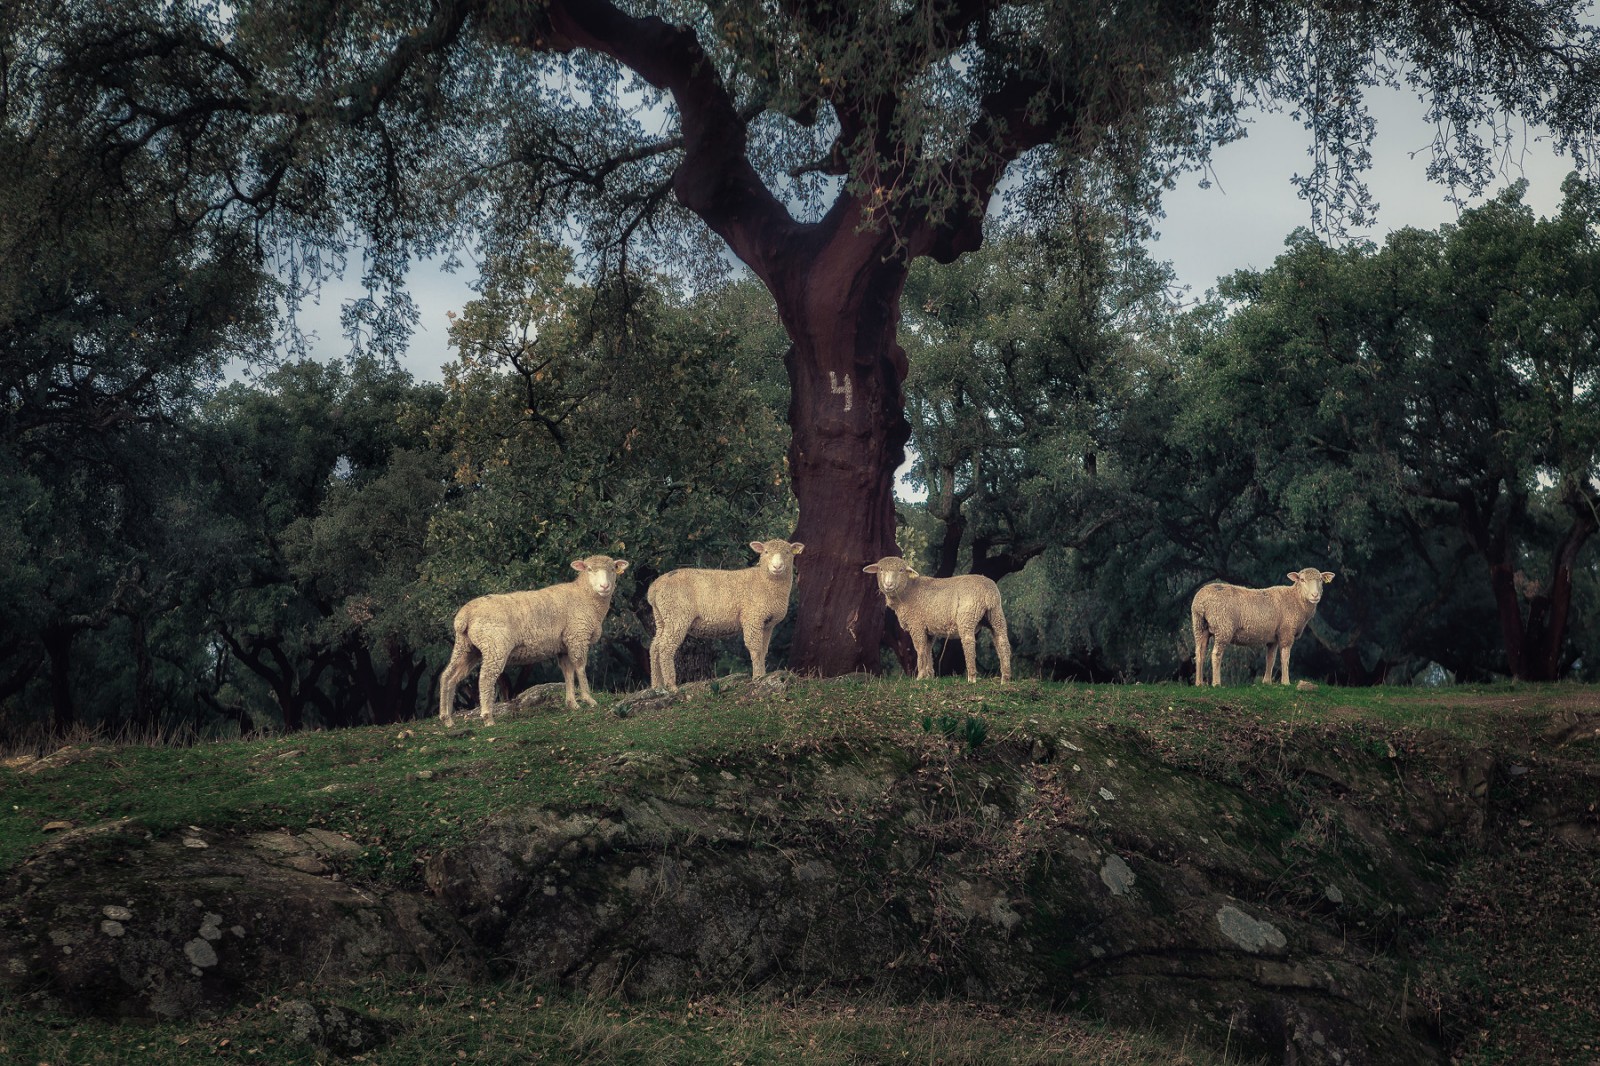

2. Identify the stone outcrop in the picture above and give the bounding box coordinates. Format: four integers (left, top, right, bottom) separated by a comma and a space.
0, 819, 477, 1019
419, 733, 1462, 1066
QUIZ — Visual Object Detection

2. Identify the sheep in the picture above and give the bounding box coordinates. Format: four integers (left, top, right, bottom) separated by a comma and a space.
647, 539, 804, 692
438, 555, 629, 726
1190, 568, 1335, 687
863, 556, 1012, 683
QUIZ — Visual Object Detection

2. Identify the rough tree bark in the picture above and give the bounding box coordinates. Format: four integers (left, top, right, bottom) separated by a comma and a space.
1519, 509, 1596, 682
779, 252, 915, 674
1468, 489, 1592, 682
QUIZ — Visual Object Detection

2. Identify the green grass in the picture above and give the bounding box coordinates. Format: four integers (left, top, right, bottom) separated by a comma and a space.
0, 977, 1249, 1065
1, 678, 1580, 882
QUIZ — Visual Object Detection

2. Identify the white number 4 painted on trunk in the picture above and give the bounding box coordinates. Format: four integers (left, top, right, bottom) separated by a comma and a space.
829, 371, 853, 411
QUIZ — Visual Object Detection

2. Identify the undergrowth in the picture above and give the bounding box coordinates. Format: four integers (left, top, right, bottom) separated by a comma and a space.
0, 977, 1251, 1066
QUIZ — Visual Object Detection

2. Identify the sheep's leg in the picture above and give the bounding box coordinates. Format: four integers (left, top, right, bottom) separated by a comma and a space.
653, 625, 685, 692
960, 628, 980, 683
554, 649, 575, 708
475, 635, 511, 727
1262, 642, 1279, 683
1278, 641, 1293, 686
742, 619, 770, 680
1210, 639, 1227, 687
1191, 609, 1210, 686
990, 607, 1012, 683
438, 637, 475, 727
568, 639, 596, 706
911, 629, 934, 680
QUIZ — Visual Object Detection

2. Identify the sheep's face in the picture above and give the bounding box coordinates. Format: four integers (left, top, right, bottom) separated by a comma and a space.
572, 555, 628, 596
863, 556, 918, 598
1287, 568, 1335, 604
751, 540, 804, 578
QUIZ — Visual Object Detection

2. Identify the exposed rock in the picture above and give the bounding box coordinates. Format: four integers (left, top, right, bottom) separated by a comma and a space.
420, 735, 1469, 1065
511, 682, 572, 715
1542, 710, 1600, 747
612, 670, 796, 718
0, 821, 480, 1019
1098, 853, 1136, 896
18, 746, 115, 776
299, 829, 364, 860
277, 998, 397, 1054
444, 682, 571, 727
1216, 904, 1288, 952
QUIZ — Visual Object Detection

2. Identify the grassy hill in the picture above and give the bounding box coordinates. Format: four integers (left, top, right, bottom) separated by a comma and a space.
3, 678, 1597, 1064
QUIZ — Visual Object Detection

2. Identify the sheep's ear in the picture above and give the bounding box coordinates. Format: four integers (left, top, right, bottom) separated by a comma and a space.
791, 543, 804, 555
863, 563, 881, 574
906, 568, 920, 578
572, 559, 589, 572
750, 540, 768, 553
614, 560, 629, 574
1321, 571, 1335, 583
1287, 571, 1301, 583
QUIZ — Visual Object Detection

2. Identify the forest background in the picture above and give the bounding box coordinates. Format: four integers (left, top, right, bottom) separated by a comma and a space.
4, 0, 1600, 741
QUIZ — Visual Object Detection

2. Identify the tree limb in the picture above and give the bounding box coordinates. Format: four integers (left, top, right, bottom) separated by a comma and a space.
516, 0, 799, 282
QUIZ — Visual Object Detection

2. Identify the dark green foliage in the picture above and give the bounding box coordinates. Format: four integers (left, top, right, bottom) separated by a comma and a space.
1190, 177, 1600, 680
183, 356, 449, 732
922, 712, 990, 751
418, 248, 793, 691
8, 0, 1600, 676
901, 201, 1174, 585
916, 178, 1600, 684
0, 7, 276, 734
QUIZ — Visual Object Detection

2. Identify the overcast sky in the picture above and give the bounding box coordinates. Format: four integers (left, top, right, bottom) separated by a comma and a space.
1150, 87, 1575, 301
284, 86, 1579, 385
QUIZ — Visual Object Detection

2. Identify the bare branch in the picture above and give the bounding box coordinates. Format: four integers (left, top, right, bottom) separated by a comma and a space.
509, 0, 800, 282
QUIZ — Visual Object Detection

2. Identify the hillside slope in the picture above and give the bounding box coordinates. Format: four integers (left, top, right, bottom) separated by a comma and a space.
3, 678, 1597, 1064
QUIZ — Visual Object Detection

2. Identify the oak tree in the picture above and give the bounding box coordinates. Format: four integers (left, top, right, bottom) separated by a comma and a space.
14, 0, 1600, 674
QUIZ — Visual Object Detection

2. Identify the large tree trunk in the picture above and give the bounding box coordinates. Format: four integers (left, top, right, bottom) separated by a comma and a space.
1487, 562, 1529, 679
43, 624, 76, 736
780, 261, 912, 676
130, 611, 158, 735
1524, 512, 1596, 681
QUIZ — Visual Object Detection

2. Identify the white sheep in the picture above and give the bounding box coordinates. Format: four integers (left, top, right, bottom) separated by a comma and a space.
647, 539, 804, 692
863, 556, 1012, 683
1190, 568, 1335, 687
438, 555, 629, 726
